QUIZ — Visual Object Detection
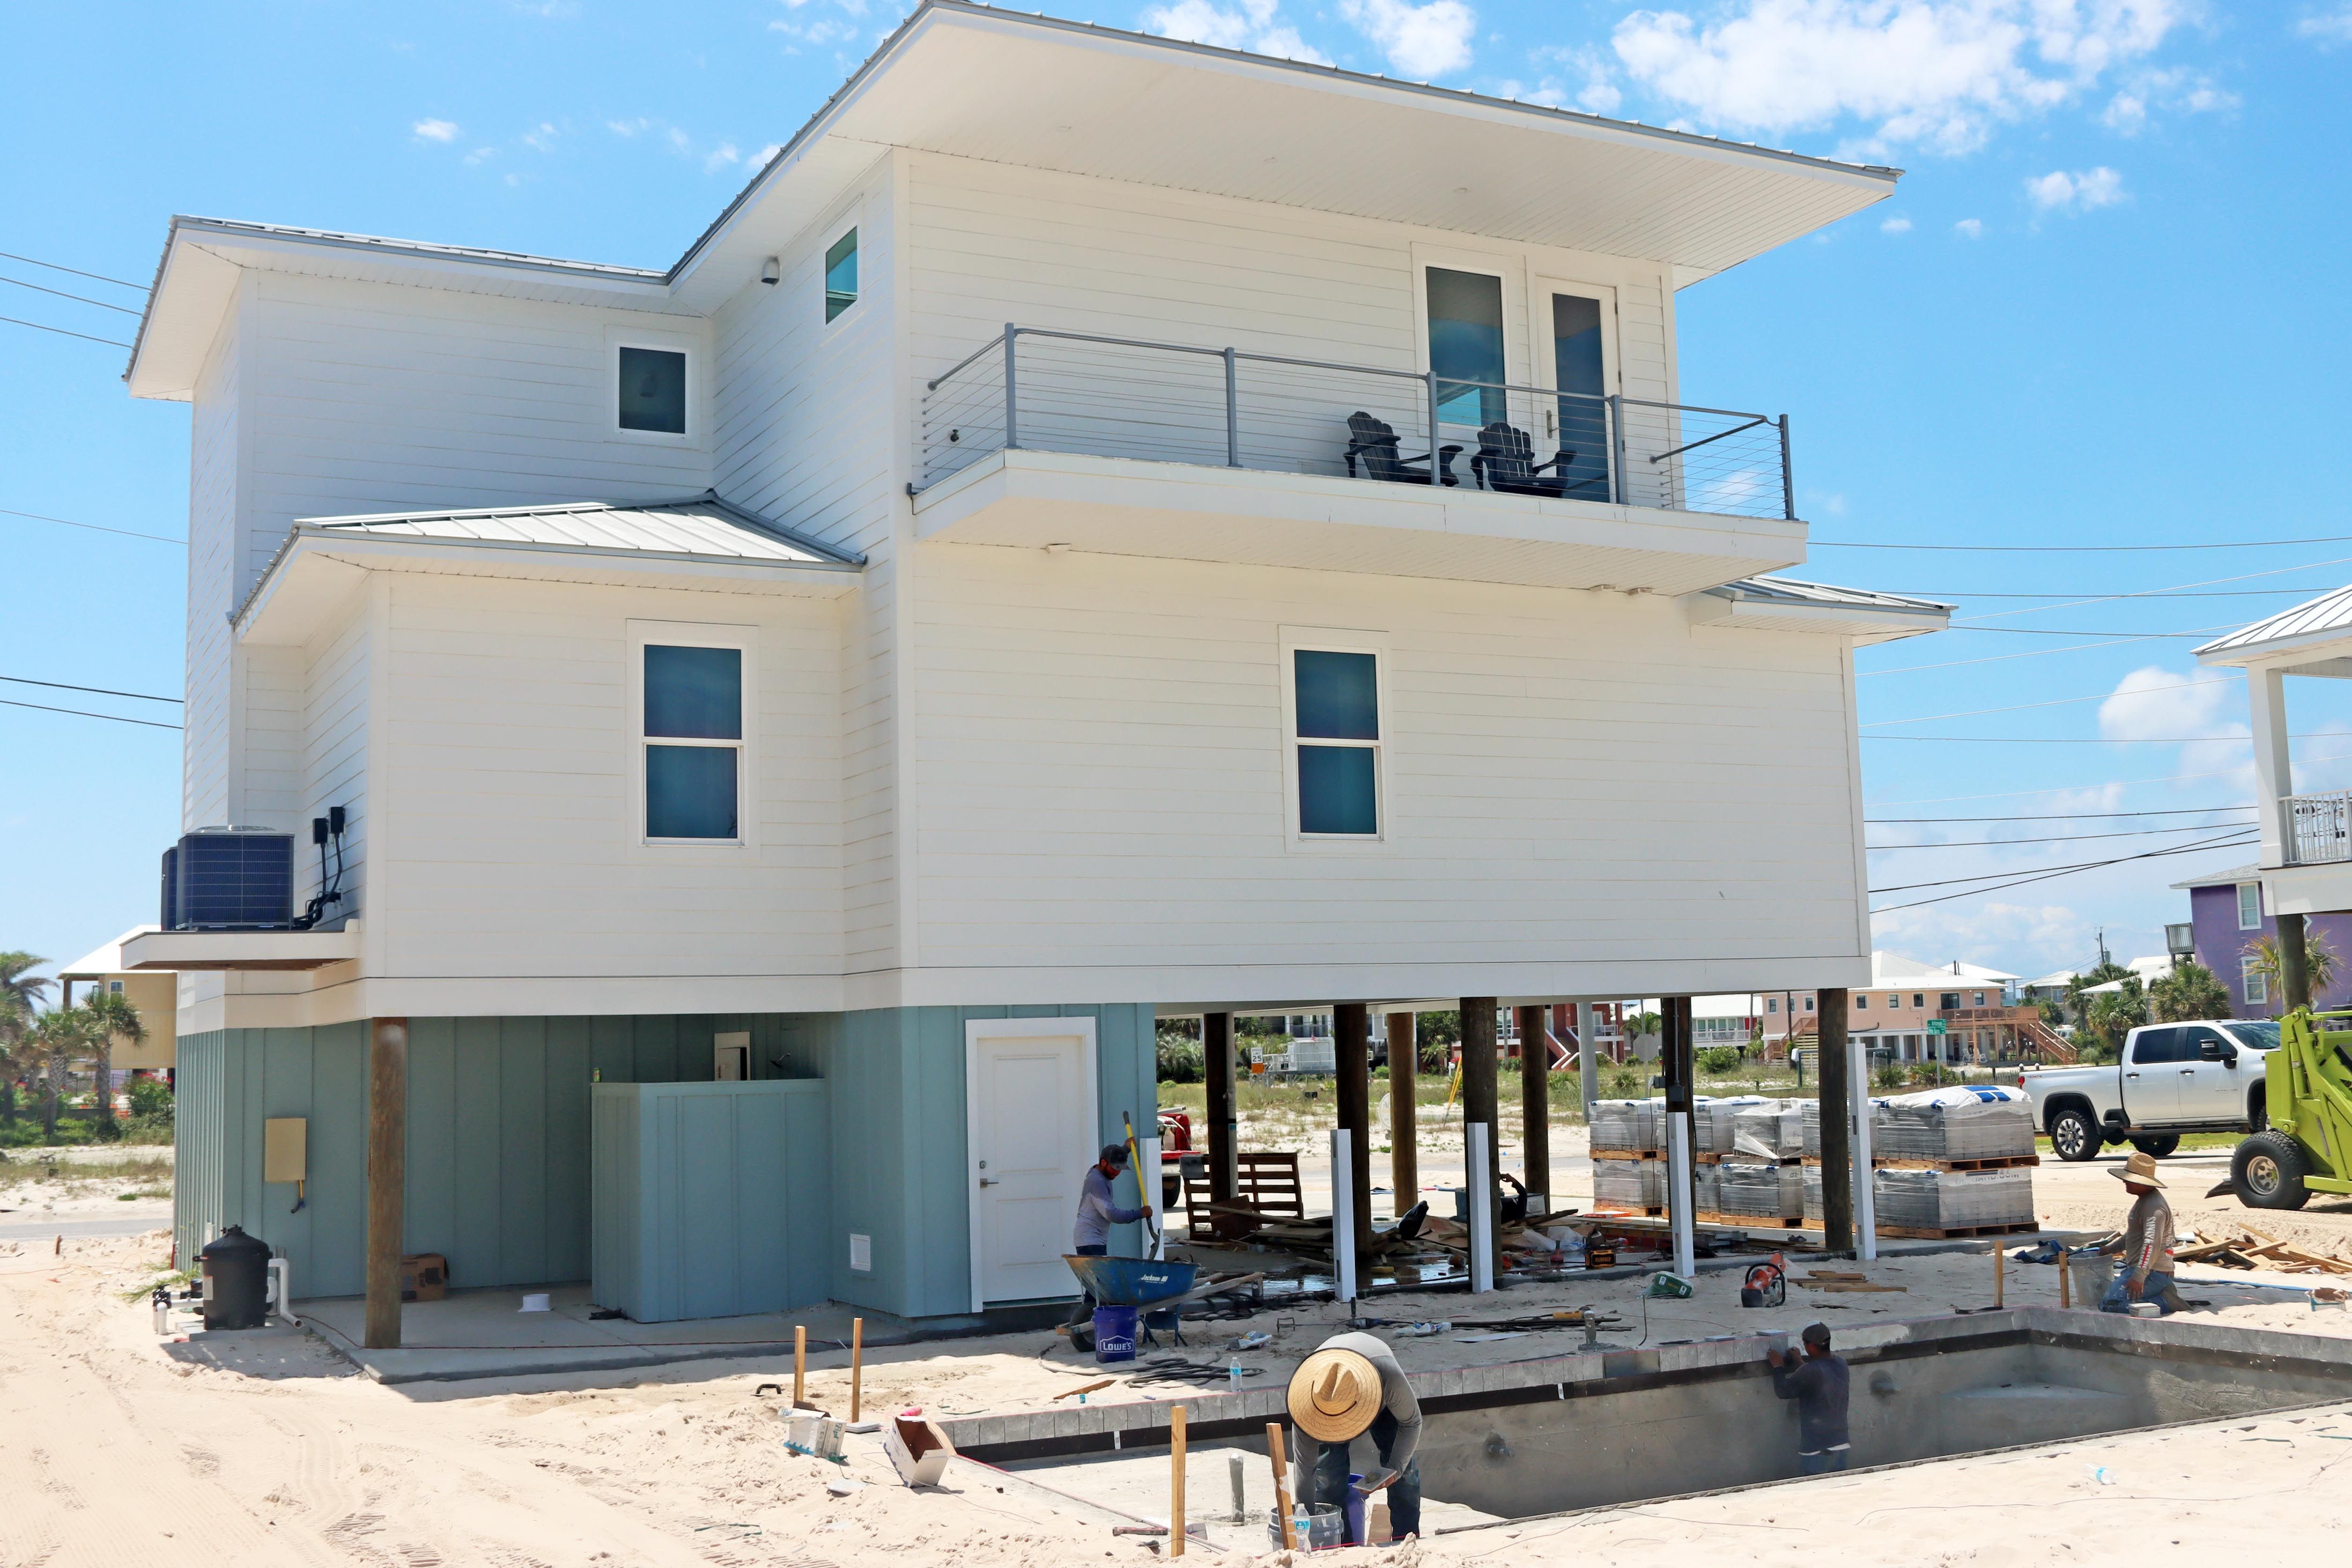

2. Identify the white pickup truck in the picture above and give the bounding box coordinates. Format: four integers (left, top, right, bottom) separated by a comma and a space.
2023, 1018, 2279, 1162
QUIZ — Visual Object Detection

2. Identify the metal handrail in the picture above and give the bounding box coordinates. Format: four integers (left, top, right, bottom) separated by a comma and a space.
921, 323, 1793, 519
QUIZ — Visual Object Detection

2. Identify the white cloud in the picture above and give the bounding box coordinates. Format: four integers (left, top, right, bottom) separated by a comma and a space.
2026, 165, 2125, 211
2103, 66, 2233, 132
1145, 0, 1334, 62
705, 142, 741, 173
2299, 9, 2352, 46
1605, 0, 2193, 157
412, 119, 460, 143
1519, 45, 1626, 113
771, 15, 858, 46
1953, 216, 1983, 238
522, 121, 561, 153
607, 117, 654, 137
1340, 0, 1477, 77
1880, 214, 1912, 233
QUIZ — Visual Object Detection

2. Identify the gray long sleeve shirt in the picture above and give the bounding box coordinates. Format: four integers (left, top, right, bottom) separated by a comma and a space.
1319, 1332, 1423, 1473
1770, 1350, 1851, 1452
1073, 1164, 1145, 1251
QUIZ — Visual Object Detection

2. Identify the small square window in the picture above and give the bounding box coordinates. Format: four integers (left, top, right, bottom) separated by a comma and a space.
1766, 998, 1778, 1014
618, 346, 687, 434
1802, 997, 1813, 1011
2237, 882, 2262, 931
825, 229, 858, 322
1912, 994, 1925, 1009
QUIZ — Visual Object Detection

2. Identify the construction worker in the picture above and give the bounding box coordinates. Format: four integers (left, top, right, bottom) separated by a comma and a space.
1287, 1333, 1423, 1543
1065, 1144, 1155, 1334
2100, 1148, 2184, 1314
1766, 1322, 1851, 1474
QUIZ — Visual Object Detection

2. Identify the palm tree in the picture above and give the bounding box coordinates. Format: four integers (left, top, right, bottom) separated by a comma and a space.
79, 990, 145, 1140
2065, 963, 2133, 1032
0, 953, 51, 1131
2245, 929, 2341, 1012
2149, 960, 2231, 1023
24, 1008, 88, 1140
2085, 980, 2146, 1061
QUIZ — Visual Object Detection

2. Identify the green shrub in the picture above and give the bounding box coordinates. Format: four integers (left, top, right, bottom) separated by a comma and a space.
1156, 1038, 1204, 1084
128, 1079, 174, 1120
1695, 1046, 1742, 1075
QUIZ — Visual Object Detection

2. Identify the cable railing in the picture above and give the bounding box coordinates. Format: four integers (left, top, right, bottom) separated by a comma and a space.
918, 324, 1796, 521
2286, 789, 2352, 865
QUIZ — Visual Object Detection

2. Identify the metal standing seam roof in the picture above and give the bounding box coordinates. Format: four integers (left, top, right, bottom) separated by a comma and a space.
1705, 576, 1952, 614
301, 493, 862, 566
2195, 583, 2352, 660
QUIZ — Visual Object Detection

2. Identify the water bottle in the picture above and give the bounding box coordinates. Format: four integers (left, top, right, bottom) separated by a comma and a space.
1228, 1358, 1243, 1393
1292, 1500, 1312, 1546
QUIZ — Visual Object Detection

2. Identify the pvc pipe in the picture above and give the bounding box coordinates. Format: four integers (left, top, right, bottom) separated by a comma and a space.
267, 1256, 298, 1325
1330, 1128, 1356, 1304
1466, 1122, 1494, 1294
1575, 1003, 1599, 1120
1667, 1109, 1696, 1280
1849, 1034, 1878, 1261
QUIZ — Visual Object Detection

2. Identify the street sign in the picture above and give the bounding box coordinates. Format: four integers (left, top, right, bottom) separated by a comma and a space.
1927, 1019, 1947, 1036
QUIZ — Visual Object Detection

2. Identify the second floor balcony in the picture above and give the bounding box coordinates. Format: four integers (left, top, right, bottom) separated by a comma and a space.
908, 324, 1808, 594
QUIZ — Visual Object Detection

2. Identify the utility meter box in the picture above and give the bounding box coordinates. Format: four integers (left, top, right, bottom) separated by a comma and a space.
263, 1118, 308, 1184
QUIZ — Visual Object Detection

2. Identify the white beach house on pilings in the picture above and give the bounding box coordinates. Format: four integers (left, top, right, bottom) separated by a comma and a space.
122, 0, 1947, 1329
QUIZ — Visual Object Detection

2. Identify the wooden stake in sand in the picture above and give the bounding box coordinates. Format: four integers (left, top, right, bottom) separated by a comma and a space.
1994, 1238, 2005, 1308
794, 1325, 807, 1407
2059, 1248, 2072, 1309
1170, 1404, 1187, 1558
1267, 1422, 1296, 1551
850, 1317, 864, 1423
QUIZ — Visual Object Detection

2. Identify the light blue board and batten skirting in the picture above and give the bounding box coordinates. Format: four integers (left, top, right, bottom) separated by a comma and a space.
590, 1079, 831, 1323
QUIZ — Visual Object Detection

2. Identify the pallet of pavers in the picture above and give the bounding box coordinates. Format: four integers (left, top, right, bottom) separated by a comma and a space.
1801, 1163, 2039, 1238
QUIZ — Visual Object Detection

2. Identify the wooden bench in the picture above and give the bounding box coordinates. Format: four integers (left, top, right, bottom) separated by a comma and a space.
1184, 1151, 1304, 1240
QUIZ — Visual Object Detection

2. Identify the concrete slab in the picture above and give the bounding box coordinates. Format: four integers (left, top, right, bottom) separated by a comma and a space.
297, 1283, 1052, 1386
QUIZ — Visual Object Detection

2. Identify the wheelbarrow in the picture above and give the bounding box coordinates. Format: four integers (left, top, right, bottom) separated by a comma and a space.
1063, 1256, 1200, 1353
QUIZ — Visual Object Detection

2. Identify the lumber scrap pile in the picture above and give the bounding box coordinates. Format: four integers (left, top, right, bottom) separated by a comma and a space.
2175, 1224, 2352, 1276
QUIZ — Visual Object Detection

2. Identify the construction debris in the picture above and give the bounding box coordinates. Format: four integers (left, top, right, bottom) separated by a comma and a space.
2175, 1226, 2352, 1276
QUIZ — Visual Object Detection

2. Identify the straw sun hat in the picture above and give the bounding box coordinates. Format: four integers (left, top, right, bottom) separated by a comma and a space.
2109, 1149, 2167, 1190
1288, 1348, 1382, 1443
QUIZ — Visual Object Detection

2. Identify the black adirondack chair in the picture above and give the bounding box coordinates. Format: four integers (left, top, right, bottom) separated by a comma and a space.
1343, 412, 1461, 486
1469, 421, 1581, 498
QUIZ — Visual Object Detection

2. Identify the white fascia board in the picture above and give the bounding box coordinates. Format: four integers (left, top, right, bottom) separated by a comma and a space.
121, 928, 362, 972
234, 528, 862, 645
2195, 628, 2352, 672
1681, 590, 1948, 643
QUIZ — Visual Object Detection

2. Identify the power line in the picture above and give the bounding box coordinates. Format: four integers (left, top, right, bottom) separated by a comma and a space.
1871, 749, 2352, 806
1817, 532, 2352, 553
1868, 831, 2258, 907
0, 314, 132, 349
1891, 588, 2338, 601
1867, 823, 2262, 850
1862, 674, 2238, 728
0, 274, 142, 315
1867, 829, 2257, 894
1861, 624, 2244, 675
1865, 734, 2290, 744
1953, 553, 2352, 625
0, 249, 147, 291
1867, 807, 2256, 822
0, 675, 181, 704
0, 697, 181, 731
1933, 626, 2214, 637
0, 506, 183, 545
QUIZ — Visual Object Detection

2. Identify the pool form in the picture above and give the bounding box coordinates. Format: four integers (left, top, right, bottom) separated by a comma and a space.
952, 1306, 2352, 1528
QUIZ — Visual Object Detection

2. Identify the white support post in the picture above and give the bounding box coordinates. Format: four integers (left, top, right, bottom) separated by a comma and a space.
1848, 1034, 1878, 1261
1575, 1002, 1600, 1120
1140, 1135, 1165, 1260
1666, 1108, 1696, 1281
1330, 1128, 1357, 1304
2249, 665, 2292, 868
1465, 1122, 1495, 1294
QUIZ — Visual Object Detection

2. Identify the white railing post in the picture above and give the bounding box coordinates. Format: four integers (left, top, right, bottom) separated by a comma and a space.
1849, 1033, 1877, 1261
1002, 324, 1020, 452
1465, 1121, 1494, 1294
2250, 667, 2291, 867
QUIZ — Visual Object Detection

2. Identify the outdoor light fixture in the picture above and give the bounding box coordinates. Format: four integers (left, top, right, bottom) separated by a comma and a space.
760, 256, 780, 285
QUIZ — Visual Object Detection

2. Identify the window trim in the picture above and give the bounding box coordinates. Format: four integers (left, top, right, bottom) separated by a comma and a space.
2237, 881, 2262, 931
2243, 955, 2269, 1007
1278, 626, 1392, 850
627, 619, 757, 855
607, 326, 701, 447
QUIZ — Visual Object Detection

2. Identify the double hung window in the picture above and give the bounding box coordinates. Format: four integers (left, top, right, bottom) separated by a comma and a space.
2238, 882, 2262, 930
642, 643, 742, 841
1290, 647, 1381, 838
2243, 956, 2269, 1007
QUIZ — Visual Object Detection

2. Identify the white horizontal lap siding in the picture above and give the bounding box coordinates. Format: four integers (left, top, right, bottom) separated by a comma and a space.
909, 547, 1860, 972
240, 275, 714, 595
184, 313, 241, 832
242, 647, 304, 828
375, 578, 840, 980
842, 551, 899, 973
712, 169, 898, 562
301, 608, 369, 919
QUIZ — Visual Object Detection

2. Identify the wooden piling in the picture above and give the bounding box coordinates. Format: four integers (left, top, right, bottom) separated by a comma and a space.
1267, 1422, 1296, 1550
1204, 1012, 1237, 1224
364, 1018, 409, 1350
1516, 1003, 1550, 1207
1335, 1003, 1372, 1255
1170, 1404, 1187, 1557
1385, 1012, 1417, 1212
1817, 988, 1854, 1254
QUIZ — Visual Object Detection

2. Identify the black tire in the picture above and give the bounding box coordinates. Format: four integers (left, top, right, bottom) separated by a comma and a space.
2129, 1134, 2181, 1158
2249, 1097, 2269, 1135
2232, 1129, 2312, 1211
2049, 1106, 2102, 1163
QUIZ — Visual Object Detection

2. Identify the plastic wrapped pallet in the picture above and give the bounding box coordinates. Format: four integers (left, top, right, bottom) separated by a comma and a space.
1691, 1163, 1721, 1215
1589, 1098, 1663, 1155
1874, 1166, 2033, 1231
1716, 1158, 1798, 1219
1594, 1157, 1666, 1210
1693, 1096, 1766, 1155
1873, 1086, 2034, 1162
1731, 1100, 1804, 1160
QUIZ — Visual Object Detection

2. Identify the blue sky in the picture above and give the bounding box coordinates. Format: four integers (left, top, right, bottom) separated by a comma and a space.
4, 1, 2351, 989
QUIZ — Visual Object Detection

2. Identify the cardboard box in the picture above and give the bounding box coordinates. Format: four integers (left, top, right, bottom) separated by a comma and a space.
399, 1253, 448, 1303
885, 1413, 955, 1486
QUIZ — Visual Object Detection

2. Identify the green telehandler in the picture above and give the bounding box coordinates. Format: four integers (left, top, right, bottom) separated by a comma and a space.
2229, 1007, 2352, 1210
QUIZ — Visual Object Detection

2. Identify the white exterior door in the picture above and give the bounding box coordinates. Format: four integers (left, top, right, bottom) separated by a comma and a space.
967, 1020, 1097, 1310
